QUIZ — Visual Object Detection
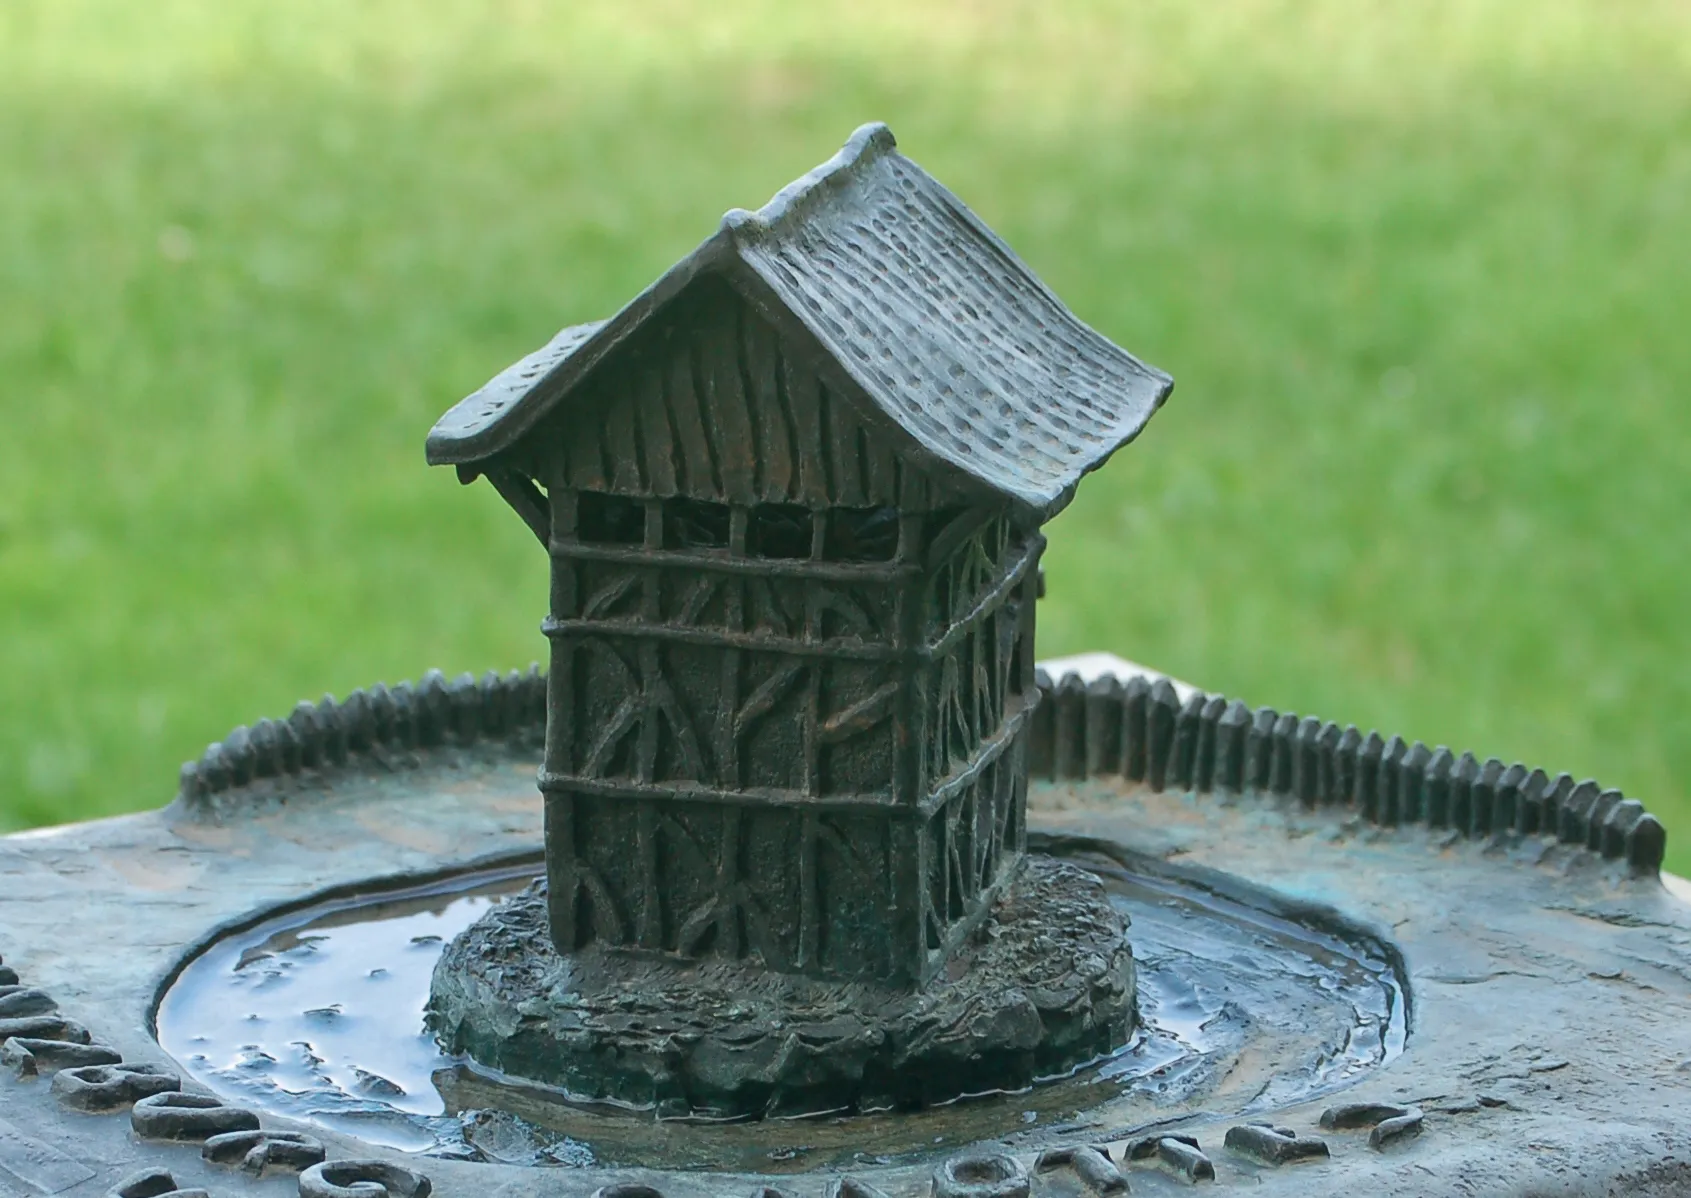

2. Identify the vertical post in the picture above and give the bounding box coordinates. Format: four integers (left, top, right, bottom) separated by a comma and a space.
545, 488, 580, 954
544, 792, 578, 952
547, 489, 579, 780
1054, 674, 1088, 779
893, 510, 926, 808
634, 498, 664, 947
1084, 676, 1124, 777
715, 805, 742, 958
718, 506, 748, 791
798, 809, 820, 970
719, 506, 747, 959
888, 510, 929, 984
801, 507, 824, 798
1120, 675, 1150, 782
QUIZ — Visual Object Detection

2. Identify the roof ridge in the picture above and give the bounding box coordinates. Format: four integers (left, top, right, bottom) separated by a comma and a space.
721, 122, 897, 240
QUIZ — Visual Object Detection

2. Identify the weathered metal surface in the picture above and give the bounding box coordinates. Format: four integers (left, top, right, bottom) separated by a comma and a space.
1, 663, 1688, 1194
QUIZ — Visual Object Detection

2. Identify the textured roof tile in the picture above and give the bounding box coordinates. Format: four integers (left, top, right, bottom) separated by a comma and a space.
428, 123, 1172, 518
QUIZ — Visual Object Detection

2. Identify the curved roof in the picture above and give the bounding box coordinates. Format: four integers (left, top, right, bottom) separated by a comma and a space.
428, 123, 1173, 518
425, 320, 606, 452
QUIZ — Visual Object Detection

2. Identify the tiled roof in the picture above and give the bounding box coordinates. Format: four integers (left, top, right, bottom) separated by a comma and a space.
428, 123, 1172, 518
425, 320, 604, 451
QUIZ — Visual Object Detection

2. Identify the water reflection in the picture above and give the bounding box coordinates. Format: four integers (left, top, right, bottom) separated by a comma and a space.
155, 851, 1405, 1168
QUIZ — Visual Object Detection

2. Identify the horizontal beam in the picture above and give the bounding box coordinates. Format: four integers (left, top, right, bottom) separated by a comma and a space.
539, 698, 1032, 818
542, 617, 906, 661
539, 772, 906, 814
545, 539, 1040, 662
549, 539, 921, 584
918, 698, 1034, 816
923, 535, 1043, 661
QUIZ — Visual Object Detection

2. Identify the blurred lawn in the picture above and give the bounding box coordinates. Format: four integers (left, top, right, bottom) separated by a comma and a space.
1, 1, 1687, 871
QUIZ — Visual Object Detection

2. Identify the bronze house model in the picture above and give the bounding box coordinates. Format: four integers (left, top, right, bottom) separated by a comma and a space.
427, 123, 1172, 988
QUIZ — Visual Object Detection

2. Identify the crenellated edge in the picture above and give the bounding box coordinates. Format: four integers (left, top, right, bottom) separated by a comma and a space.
1028, 669, 1667, 876
173, 661, 1668, 876
172, 666, 546, 817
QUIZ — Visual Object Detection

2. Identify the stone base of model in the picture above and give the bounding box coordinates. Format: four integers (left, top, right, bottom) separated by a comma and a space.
426, 855, 1136, 1120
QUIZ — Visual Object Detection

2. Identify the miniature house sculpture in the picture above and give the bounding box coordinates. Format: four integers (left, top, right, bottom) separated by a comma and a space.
427, 123, 1171, 987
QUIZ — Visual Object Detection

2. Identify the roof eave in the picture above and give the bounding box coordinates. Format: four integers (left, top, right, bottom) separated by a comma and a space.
1025, 371, 1175, 521
998, 372, 1173, 523
424, 230, 738, 469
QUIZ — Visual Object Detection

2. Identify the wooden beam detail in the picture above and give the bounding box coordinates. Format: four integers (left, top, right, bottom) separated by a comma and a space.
486, 469, 550, 546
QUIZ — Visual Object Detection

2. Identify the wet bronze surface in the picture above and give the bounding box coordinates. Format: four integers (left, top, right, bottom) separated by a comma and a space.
156, 841, 1399, 1167
2, 723, 1687, 1195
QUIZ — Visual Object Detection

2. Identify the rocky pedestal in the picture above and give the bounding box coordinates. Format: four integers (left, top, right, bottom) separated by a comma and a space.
426, 855, 1137, 1119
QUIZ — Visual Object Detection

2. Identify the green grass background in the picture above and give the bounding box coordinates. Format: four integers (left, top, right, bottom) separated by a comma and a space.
2, 1, 1687, 872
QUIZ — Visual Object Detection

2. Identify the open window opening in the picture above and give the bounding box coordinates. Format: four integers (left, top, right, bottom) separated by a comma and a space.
824, 506, 899, 562
578, 492, 645, 545
749, 504, 813, 559
664, 498, 731, 551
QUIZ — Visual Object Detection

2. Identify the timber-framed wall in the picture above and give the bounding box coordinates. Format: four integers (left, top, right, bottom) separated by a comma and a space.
537, 480, 1039, 985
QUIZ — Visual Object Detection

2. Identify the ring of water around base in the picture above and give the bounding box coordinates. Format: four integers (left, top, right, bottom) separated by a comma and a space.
153, 838, 1406, 1171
